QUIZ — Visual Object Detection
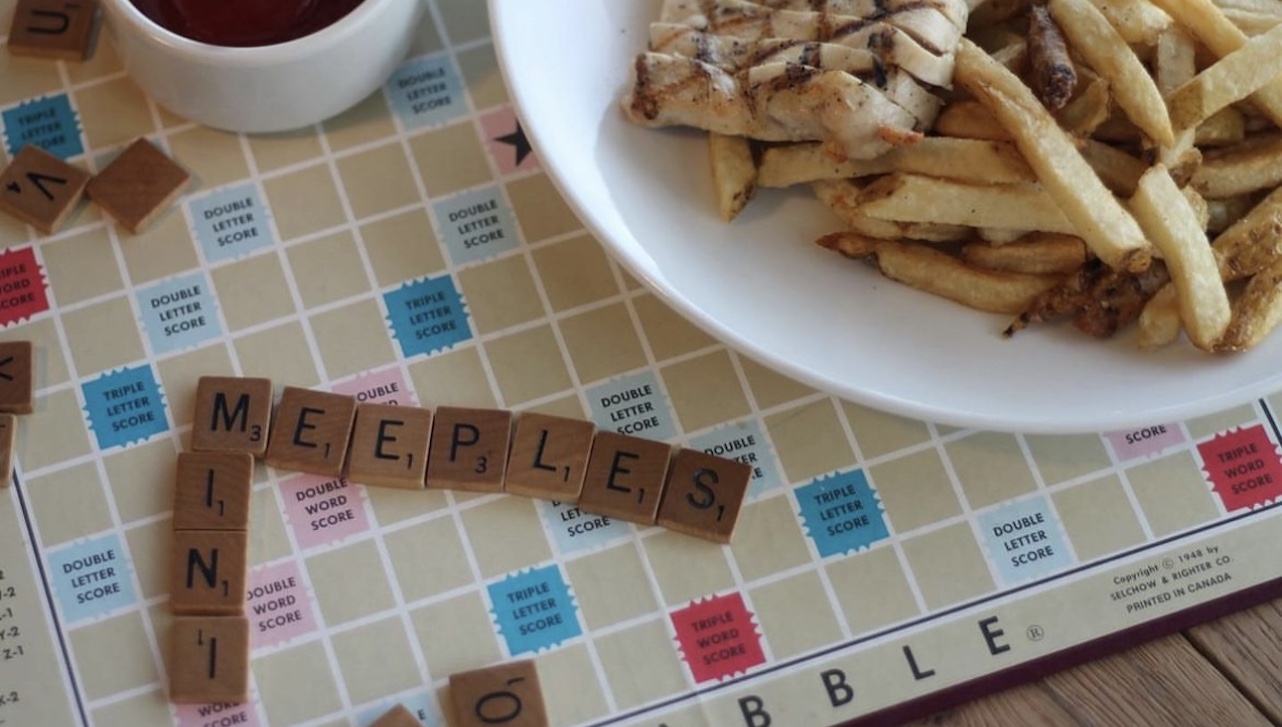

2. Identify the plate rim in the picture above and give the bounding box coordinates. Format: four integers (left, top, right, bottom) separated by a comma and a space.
486, 0, 1282, 434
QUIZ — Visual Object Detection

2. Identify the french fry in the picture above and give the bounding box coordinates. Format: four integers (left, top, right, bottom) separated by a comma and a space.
990, 39, 1028, 71
1191, 132, 1282, 198
1129, 165, 1231, 349
1146, 0, 1282, 125
1054, 69, 1112, 136
1136, 284, 1183, 348
1183, 185, 1211, 230
1138, 185, 1282, 344
708, 133, 757, 221
1088, 0, 1173, 44
934, 100, 1012, 141
1212, 0, 1282, 18
858, 173, 1077, 233
1155, 25, 1197, 98
1157, 130, 1202, 187
1211, 184, 1282, 279
1048, 0, 1175, 145
815, 230, 880, 259
969, 0, 1029, 28
758, 137, 1035, 187
1221, 8, 1282, 35
812, 180, 971, 241
1205, 193, 1257, 234
1079, 139, 1147, 195
962, 233, 1090, 273
1194, 106, 1246, 146
822, 237, 1062, 314
1166, 22, 1282, 133
1217, 256, 1282, 350
978, 228, 1029, 244
955, 38, 1154, 271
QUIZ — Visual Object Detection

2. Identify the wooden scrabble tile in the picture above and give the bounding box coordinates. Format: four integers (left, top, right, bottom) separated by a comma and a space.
346, 403, 432, 489
0, 341, 33, 415
172, 452, 253, 531
449, 660, 548, 727
0, 414, 15, 489
85, 138, 190, 234
426, 407, 512, 493
505, 413, 596, 501
655, 448, 752, 544
263, 386, 357, 477
369, 704, 421, 727
577, 431, 672, 525
168, 615, 250, 704
7, 0, 99, 61
190, 376, 273, 456
169, 530, 248, 616
0, 145, 90, 234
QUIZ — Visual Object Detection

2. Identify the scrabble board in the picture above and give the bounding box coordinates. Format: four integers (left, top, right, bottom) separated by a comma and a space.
4, 1, 1282, 726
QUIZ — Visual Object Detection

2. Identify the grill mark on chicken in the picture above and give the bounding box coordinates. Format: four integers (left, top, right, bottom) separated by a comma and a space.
648, 27, 943, 126
650, 21, 955, 88
622, 53, 921, 158
663, 0, 960, 55
757, 0, 968, 30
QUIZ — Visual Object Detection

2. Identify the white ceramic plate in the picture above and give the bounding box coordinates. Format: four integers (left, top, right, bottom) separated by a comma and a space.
489, 0, 1282, 434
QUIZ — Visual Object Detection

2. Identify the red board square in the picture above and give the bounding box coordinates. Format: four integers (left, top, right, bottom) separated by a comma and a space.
670, 592, 766, 683
1197, 424, 1282, 511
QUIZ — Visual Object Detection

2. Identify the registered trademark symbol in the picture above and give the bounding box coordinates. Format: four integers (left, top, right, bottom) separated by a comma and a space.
1027, 625, 1045, 642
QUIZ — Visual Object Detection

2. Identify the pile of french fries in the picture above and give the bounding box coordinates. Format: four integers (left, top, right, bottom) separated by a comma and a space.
694, 0, 1282, 352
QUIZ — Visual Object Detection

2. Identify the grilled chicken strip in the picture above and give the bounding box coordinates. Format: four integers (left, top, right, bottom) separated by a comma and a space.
648, 25, 944, 127
661, 0, 962, 56
648, 22, 956, 88
754, 0, 969, 33
623, 53, 921, 159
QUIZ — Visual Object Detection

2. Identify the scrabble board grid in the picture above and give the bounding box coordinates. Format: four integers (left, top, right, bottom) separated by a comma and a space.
3, 1, 1282, 726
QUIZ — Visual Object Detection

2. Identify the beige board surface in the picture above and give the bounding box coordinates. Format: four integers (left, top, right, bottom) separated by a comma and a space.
1, 2, 1282, 726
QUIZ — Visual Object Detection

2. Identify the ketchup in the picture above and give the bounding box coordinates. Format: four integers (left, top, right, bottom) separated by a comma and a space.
129, 0, 365, 47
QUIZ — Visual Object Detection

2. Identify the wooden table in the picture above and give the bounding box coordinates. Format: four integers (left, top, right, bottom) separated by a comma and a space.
917, 599, 1282, 725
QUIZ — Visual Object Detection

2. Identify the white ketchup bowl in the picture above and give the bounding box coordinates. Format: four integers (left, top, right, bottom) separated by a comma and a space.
100, 0, 426, 133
